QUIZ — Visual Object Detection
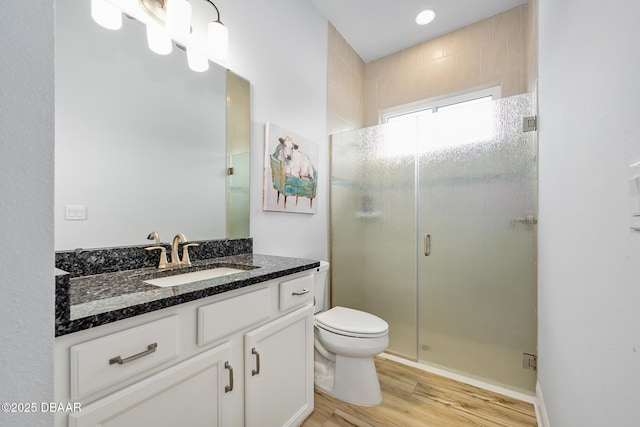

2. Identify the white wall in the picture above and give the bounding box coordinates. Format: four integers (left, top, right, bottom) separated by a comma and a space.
217, 0, 329, 261
0, 1, 55, 426
538, 1, 640, 425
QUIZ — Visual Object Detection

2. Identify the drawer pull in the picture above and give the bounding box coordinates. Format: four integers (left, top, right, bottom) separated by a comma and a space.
224, 361, 234, 392
251, 347, 261, 376
291, 288, 310, 296
109, 343, 158, 365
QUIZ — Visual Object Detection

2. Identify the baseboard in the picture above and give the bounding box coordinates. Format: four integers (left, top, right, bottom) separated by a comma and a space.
535, 381, 551, 427
379, 352, 537, 404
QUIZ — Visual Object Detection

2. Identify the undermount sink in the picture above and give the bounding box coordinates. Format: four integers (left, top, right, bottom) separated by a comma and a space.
144, 267, 246, 288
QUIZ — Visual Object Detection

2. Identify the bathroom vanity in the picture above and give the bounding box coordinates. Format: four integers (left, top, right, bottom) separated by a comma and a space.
54, 242, 319, 427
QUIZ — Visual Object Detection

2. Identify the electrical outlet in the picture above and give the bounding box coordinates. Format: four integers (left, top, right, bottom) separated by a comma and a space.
523, 353, 537, 370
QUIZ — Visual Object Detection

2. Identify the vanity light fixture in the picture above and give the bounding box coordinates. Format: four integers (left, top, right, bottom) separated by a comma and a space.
138, 0, 228, 70
185, 0, 228, 71
91, 0, 123, 30
415, 9, 436, 26
146, 22, 173, 54
206, 1, 229, 62
91, 0, 229, 72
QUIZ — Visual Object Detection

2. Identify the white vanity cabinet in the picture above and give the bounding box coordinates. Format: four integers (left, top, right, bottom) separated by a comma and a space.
245, 304, 314, 427
54, 270, 315, 427
69, 342, 233, 427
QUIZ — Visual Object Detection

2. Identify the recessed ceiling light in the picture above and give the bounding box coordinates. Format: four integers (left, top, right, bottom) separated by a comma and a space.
416, 9, 436, 26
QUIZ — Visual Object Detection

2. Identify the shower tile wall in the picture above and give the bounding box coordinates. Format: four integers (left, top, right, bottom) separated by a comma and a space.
327, 23, 365, 135
364, 5, 530, 126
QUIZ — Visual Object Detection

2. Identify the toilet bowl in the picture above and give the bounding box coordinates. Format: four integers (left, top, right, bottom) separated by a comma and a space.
312, 262, 389, 406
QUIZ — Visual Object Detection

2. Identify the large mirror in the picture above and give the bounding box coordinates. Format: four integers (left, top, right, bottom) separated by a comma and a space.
54, 0, 249, 251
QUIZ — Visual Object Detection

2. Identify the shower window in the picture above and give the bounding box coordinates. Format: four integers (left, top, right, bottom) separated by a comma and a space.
382, 87, 499, 155
381, 85, 501, 123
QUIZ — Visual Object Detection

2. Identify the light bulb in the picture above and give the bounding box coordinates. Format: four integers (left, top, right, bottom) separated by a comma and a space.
187, 46, 209, 72
146, 23, 172, 55
91, 0, 122, 30
207, 21, 228, 62
165, 0, 192, 41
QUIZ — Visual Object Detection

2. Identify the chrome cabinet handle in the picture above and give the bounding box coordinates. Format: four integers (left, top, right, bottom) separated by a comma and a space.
109, 343, 158, 365
224, 361, 234, 392
424, 234, 431, 256
251, 347, 260, 376
292, 288, 310, 296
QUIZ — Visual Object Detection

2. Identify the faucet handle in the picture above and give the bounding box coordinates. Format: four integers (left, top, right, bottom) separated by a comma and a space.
181, 243, 199, 267
145, 246, 168, 269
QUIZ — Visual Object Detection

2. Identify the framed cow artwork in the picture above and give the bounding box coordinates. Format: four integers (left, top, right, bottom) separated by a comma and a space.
263, 122, 319, 214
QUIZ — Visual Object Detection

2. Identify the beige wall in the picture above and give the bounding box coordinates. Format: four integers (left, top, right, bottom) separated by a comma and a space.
525, 0, 538, 92
326, 4, 536, 128
327, 23, 366, 135
364, 5, 529, 126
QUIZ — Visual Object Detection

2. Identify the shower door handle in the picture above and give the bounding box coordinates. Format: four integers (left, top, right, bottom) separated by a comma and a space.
424, 234, 431, 256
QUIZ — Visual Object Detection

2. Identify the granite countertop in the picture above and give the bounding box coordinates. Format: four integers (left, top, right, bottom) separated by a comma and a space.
56, 253, 320, 336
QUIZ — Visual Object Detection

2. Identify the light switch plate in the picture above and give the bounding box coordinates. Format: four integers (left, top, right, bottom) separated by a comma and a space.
65, 205, 87, 220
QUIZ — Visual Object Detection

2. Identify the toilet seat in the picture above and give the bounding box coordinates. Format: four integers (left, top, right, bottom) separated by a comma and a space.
315, 306, 388, 338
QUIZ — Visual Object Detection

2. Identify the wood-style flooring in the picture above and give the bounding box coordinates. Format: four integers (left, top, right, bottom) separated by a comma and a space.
302, 356, 537, 427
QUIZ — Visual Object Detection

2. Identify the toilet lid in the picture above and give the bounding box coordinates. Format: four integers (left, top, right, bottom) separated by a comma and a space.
315, 306, 388, 338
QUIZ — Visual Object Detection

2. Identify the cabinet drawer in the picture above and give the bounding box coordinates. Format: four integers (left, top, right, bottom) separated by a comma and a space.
198, 288, 271, 346
70, 316, 179, 400
279, 275, 313, 312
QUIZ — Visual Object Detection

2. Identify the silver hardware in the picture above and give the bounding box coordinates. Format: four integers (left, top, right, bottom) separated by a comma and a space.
424, 234, 431, 256
523, 353, 537, 371
251, 347, 261, 376
224, 361, 234, 392
109, 343, 158, 365
227, 167, 234, 176
292, 288, 310, 296
145, 246, 168, 269
523, 116, 537, 132
512, 214, 538, 230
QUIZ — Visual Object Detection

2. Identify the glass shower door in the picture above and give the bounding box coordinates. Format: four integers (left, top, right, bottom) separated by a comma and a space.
417, 93, 537, 392
331, 123, 418, 359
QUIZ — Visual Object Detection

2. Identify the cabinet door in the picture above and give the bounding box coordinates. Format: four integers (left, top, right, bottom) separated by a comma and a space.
69, 342, 234, 427
245, 304, 314, 427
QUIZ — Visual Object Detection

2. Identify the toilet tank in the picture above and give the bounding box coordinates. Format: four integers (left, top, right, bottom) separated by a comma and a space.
313, 261, 330, 314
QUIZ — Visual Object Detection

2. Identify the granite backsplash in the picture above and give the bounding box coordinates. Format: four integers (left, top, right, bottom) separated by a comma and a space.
55, 238, 252, 278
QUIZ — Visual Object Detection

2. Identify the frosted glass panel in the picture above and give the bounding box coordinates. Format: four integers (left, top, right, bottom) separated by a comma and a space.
417, 93, 536, 393
330, 93, 537, 393
331, 123, 418, 358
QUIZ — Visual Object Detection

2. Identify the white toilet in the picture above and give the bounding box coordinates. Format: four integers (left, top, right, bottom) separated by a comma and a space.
312, 261, 389, 406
